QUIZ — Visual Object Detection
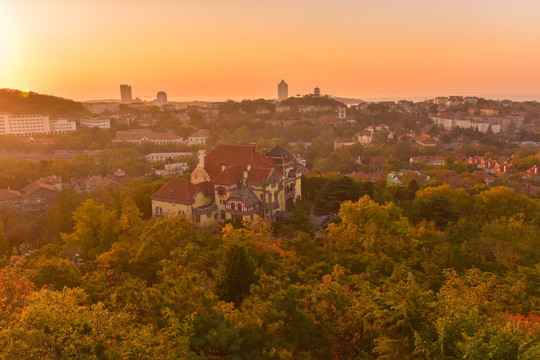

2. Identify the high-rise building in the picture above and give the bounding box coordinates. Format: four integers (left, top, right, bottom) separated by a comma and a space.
120, 84, 132, 103
278, 80, 288, 101
156, 91, 168, 106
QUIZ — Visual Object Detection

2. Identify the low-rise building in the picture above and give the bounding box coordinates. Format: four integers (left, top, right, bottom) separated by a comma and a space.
0, 189, 23, 212
22, 180, 58, 213
151, 179, 216, 225
82, 102, 120, 114
145, 152, 193, 162
0, 113, 50, 135
152, 144, 302, 224
79, 117, 111, 129
50, 119, 77, 133
187, 129, 211, 145
409, 156, 445, 166
115, 129, 183, 145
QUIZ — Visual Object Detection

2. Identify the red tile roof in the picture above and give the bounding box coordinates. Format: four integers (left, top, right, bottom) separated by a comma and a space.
246, 167, 274, 184
22, 180, 57, 196
214, 165, 244, 185
152, 178, 198, 204
190, 129, 211, 137
0, 189, 22, 202
202, 145, 276, 181
152, 179, 213, 204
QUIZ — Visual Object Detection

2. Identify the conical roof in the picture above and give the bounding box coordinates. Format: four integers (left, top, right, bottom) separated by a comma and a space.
266, 145, 289, 157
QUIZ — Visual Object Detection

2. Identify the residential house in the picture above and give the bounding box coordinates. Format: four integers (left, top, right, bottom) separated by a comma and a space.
495, 162, 518, 174
153, 144, 302, 223
414, 133, 439, 147
151, 179, 216, 225
356, 130, 373, 146
0, 189, 23, 212
187, 129, 211, 145
22, 180, 58, 213
526, 165, 540, 177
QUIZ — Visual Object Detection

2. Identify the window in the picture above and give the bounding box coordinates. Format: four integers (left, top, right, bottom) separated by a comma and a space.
220, 210, 226, 220
195, 214, 201, 223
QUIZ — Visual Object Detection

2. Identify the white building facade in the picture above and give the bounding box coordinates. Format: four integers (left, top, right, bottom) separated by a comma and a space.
0, 113, 50, 135
50, 119, 77, 133
79, 118, 111, 129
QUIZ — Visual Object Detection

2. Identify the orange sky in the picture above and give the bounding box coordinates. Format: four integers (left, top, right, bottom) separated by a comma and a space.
1, 1, 539, 101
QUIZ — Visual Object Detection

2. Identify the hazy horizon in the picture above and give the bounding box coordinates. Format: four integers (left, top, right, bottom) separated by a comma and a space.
74, 90, 539, 104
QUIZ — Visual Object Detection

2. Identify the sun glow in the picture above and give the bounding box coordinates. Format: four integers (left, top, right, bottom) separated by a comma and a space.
0, 6, 17, 79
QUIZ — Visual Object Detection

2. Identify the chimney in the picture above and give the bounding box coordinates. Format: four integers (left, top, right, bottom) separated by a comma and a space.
197, 150, 206, 168
247, 164, 251, 171
243, 170, 248, 180
221, 164, 226, 172
263, 148, 267, 156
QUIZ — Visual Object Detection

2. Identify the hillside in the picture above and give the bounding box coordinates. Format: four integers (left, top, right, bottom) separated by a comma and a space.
0, 88, 86, 116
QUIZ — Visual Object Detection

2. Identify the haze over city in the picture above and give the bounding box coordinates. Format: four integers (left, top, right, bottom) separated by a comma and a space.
1, 0, 539, 102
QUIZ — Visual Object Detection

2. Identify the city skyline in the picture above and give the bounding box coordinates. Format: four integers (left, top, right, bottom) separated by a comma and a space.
1, 1, 539, 102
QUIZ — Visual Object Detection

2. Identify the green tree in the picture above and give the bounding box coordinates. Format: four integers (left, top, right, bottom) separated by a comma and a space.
62, 199, 118, 259
314, 175, 365, 217
215, 243, 258, 306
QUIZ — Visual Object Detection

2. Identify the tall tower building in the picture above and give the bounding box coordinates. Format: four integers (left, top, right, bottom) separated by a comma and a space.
313, 86, 320, 98
156, 91, 168, 106
120, 84, 132, 103
278, 80, 288, 101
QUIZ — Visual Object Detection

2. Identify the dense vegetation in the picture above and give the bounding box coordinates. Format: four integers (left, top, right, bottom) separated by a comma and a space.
1, 184, 538, 359
0, 89, 87, 116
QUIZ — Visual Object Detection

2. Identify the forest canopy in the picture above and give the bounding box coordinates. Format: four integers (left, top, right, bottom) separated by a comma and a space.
0, 184, 538, 359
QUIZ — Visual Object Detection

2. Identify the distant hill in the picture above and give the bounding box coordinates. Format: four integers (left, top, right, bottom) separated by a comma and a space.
0, 89, 86, 116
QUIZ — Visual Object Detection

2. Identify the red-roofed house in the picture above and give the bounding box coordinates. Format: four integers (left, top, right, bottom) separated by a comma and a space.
469, 156, 484, 167
151, 178, 216, 225
22, 180, 58, 212
525, 165, 540, 177
495, 162, 518, 174
414, 133, 439, 147
187, 129, 211, 145
154, 144, 301, 223
356, 130, 373, 145
482, 159, 497, 171
0, 189, 23, 212
40, 175, 63, 191
452, 153, 467, 163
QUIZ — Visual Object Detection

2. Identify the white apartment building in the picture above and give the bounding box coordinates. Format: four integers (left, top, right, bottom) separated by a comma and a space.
145, 152, 193, 162
431, 116, 501, 134
0, 113, 50, 135
50, 119, 77, 133
115, 129, 183, 145
79, 118, 111, 129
